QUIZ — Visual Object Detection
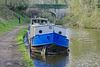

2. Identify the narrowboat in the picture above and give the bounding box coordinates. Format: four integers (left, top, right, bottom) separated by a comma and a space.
25, 18, 69, 55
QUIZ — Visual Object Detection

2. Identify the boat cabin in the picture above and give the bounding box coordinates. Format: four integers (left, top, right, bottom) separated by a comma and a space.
30, 18, 49, 25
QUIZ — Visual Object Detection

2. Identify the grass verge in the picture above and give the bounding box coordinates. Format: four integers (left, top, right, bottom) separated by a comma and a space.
0, 18, 29, 35
0, 6, 30, 35
16, 26, 34, 67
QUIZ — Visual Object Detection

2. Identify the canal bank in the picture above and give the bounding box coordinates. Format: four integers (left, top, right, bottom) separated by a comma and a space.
0, 25, 27, 67
16, 26, 34, 67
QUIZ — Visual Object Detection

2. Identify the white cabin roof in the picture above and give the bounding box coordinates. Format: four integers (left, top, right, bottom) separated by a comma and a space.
31, 18, 48, 21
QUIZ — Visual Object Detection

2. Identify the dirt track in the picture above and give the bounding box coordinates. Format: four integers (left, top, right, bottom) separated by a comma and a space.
0, 25, 27, 67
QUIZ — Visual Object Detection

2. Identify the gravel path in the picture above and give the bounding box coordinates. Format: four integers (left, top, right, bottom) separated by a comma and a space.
0, 25, 27, 67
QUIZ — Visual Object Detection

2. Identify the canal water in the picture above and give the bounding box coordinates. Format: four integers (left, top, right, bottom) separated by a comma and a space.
25, 27, 100, 67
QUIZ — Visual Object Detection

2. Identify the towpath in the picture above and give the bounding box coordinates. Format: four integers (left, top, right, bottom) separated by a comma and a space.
0, 24, 27, 67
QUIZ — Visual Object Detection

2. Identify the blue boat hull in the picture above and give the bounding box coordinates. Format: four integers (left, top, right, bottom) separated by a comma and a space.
31, 33, 69, 48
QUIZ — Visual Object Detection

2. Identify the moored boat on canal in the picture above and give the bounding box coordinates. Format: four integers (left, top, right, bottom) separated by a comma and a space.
25, 18, 69, 54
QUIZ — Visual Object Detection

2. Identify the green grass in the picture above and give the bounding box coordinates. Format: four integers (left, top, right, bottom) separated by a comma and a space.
0, 17, 29, 35
0, 19, 17, 35
0, 11, 30, 35
0, 6, 30, 35
16, 27, 34, 67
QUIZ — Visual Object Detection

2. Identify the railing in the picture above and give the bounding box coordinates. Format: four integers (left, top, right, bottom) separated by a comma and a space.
29, 4, 68, 9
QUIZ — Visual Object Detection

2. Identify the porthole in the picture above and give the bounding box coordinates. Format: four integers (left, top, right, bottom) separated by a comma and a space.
47, 36, 50, 40
58, 31, 62, 34
49, 26, 52, 29
39, 30, 42, 34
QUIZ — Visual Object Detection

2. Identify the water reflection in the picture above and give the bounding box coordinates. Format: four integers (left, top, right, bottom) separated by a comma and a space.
24, 36, 69, 67
31, 54, 69, 67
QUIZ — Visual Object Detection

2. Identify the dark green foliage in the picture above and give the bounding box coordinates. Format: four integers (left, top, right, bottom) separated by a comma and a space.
0, 0, 28, 11
16, 4, 28, 11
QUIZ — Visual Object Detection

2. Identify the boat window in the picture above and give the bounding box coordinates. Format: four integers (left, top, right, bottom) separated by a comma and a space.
58, 31, 62, 34
39, 30, 42, 34
31, 19, 48, 25
41, 20, 47, 25
38, 20, 40, 23
32, 20, 36, 24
